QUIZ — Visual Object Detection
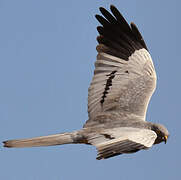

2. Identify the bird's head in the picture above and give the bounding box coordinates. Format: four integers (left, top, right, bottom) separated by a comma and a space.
151, 123, 169, 144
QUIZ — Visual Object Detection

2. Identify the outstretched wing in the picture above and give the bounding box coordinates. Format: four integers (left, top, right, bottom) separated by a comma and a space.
87, 127, 157, 160
87, 6, 156, 123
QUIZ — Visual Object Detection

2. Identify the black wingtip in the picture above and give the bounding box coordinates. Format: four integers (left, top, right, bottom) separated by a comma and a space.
95, 14, 102, 21
110, 4, 116, 10
99, 7, 104, 12
99, 7, 107, 16
130, 22, 148, 50
130, 22, 135, 26
95, 14, 102, 24
110, 5, 119, 14
95, 5, 148, 59
96, 26, 104, 35
95, 14, 99, 19
99, 5, 117, 15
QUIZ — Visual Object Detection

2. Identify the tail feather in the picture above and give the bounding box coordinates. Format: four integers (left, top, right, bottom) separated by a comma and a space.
3, 132, 78, 148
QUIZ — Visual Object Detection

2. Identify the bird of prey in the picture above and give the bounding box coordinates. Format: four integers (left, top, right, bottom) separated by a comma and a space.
3, 5, 169, 160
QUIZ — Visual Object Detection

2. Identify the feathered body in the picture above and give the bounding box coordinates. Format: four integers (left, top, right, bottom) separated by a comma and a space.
3, 5, 169, 160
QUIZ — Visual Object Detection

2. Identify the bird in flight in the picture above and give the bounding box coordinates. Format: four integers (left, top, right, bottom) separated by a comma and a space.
3, 5, 169, 160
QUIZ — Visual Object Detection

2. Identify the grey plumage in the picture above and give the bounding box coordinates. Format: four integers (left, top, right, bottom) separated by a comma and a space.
3, 5, 169, 160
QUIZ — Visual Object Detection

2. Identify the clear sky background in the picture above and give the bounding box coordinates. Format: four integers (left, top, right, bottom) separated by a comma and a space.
0, 0, 180, 179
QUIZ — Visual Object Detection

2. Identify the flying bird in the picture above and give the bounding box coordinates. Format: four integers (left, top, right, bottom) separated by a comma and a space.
3, 5, 169, 160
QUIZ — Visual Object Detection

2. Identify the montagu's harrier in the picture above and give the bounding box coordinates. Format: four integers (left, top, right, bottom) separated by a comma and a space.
3, 5, 169, 160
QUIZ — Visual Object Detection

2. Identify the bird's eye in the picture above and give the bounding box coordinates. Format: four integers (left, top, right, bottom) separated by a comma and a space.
157, 130, 161, 134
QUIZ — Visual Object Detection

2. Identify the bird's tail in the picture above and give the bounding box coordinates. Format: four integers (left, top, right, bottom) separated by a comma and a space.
3, 131, 84, 148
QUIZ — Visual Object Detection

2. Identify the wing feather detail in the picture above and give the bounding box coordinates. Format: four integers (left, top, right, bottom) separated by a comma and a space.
87, 50, 156, 120
87, 127, 157, 160
86, 6, 157, 125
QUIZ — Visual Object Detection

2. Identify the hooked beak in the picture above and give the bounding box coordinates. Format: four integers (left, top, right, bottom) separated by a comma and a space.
164, 136, 168, 144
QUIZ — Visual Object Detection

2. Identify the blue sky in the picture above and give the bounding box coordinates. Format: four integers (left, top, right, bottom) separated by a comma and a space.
0, 0, 180, 179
